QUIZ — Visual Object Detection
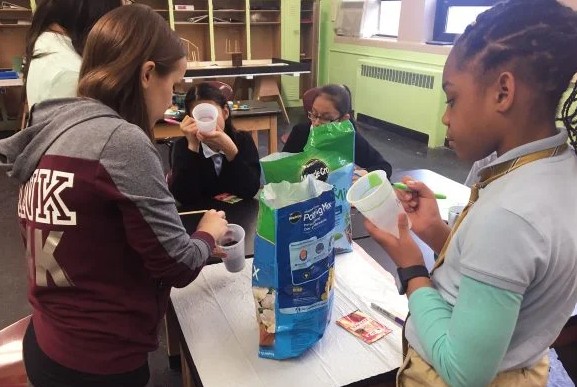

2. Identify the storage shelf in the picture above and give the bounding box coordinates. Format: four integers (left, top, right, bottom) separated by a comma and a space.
214, 22, 245, 25
0, 22, 31, 26
251, 22, 280, 25
213, 10, 245, 13
175, 21, 209, 25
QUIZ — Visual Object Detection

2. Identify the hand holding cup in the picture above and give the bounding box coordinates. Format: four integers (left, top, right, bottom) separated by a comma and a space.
197, 209, 228, 241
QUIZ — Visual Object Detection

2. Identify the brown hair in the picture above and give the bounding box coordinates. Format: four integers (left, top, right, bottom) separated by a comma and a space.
78, 4, 185, 139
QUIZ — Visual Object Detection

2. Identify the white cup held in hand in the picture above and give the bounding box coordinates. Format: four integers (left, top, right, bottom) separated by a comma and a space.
192, 103, 218, 133
217, 223, 246, 273
346, 170, 407, 238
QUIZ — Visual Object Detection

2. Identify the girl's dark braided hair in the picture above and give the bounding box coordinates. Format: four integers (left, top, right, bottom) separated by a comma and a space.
454, 0, 577, 153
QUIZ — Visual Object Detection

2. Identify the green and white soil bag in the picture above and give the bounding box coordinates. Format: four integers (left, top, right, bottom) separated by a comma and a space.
260, 120, 355, 253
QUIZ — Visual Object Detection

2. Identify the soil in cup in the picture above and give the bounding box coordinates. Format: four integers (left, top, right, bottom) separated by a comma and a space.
222, 240, 238, 247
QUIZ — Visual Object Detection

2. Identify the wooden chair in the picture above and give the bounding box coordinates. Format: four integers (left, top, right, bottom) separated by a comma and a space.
253, 77, 290, 124
302, 86, 321, 115
0, 315, 31, 387
280, 86, 320, 144
180, 38, 200, 63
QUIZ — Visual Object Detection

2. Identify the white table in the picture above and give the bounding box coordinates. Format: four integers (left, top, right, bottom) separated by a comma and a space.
391, 169, 471, 223
170, 243, 409, 387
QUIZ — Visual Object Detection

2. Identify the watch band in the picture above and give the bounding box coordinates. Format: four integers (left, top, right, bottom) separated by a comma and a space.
397, 265, 429, 295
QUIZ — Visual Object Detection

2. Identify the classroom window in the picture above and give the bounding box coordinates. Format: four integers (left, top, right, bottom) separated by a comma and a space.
433, 0, 498, 43
377, 0, 402, 37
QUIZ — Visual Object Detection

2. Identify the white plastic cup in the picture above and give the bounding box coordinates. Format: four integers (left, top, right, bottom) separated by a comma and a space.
217, 224, 246, 273
346, 170, 406, 238
192, 103, 218, 133
448, 205, 466, 228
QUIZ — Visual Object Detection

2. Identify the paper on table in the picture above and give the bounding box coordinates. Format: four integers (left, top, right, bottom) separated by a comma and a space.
171, 242, 408, 387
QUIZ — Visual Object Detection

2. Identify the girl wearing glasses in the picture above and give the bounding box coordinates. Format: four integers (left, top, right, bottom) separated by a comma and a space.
282, 84, 392, 179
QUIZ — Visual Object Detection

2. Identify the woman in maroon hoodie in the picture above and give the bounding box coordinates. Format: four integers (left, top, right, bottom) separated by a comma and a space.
0, 5, 227, 386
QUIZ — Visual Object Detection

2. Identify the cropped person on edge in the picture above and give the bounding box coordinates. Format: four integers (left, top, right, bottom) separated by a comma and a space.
282, 84, 392, 179
169, 82, 261, 206
0, 5, 227, 386
24, 0, 123, 108
365, 1, 577, 386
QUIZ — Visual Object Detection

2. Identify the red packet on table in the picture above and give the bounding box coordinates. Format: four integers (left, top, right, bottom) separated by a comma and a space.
213, 193, 242, 204
336, 310, 392, 344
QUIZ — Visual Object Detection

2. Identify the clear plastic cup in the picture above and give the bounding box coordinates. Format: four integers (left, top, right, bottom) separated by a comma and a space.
217, 224, 246, 273
346, 170, 406, 238
192, 103, 218, 133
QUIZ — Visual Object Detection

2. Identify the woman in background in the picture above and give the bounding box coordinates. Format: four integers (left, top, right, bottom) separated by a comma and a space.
169, 82, 261, 206
24, 0, 123, 108
283, 84, 392, 179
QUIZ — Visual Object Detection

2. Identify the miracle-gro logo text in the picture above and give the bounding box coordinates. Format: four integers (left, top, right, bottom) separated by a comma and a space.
301, 159, 330, 182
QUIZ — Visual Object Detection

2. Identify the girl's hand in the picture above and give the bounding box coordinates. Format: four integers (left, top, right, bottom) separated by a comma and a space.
352, 168, 368, 182
365, 213, 424, 268
395, 178, 450, 252
197, 130, 239, 161
396, 178, 442, 233
197, 210, 228, 241
180, 115, 200, 152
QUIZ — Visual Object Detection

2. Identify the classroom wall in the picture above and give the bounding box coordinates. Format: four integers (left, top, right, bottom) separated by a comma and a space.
317, 0, 450, 147
317, 0, 577, 147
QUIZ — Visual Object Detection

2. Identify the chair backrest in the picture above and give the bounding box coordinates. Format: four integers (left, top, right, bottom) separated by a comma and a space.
0, 315, 31, 387
203, 81, 234, 101
302, 87, 321, 115
180, 37, 200, 63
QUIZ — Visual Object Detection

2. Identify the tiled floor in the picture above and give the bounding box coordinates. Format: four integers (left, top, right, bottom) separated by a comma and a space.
1, 109, 574, 386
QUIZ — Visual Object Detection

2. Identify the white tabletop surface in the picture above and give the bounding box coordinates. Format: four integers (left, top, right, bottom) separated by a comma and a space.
391, 169, 471, 222
171, 242, 409, 387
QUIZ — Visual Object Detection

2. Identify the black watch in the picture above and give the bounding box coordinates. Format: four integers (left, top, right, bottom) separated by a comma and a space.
397, 265, 430, 295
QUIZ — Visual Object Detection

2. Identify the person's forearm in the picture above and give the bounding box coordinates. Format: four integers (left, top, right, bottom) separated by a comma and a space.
417, 219, 451, 254
406, 277, 433, 298
223, 144, 238, 161
408, 277, 521, 387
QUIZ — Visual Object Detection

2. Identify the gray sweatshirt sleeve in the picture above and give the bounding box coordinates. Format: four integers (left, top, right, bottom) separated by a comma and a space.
97, 124, 214, 287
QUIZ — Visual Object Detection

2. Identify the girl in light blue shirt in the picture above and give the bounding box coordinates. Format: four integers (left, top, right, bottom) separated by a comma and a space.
365, 1, 577, 386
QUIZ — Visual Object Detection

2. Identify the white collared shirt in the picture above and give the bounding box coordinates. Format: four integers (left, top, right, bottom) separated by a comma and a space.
201, 143, 225, 176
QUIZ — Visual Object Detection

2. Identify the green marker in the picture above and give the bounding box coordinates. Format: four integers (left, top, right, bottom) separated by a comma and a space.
392, 182, 447, 200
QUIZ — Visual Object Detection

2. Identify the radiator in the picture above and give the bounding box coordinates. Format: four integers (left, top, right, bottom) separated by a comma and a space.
355, 58, 446, 147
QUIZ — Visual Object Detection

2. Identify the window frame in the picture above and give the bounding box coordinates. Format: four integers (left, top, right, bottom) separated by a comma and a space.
373, 0, 403, 38
433, 0, 498, 43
